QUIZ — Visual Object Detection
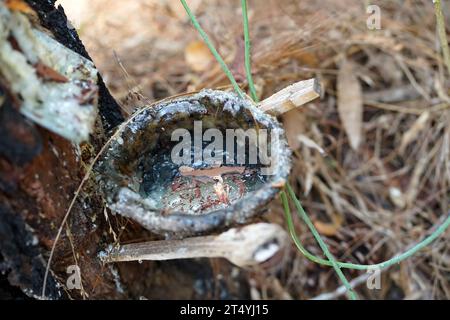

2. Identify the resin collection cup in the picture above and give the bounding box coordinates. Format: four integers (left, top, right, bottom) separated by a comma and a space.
95, 90, 291, 238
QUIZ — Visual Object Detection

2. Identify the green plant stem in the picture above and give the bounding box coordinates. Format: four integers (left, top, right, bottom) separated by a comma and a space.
284, 183, 450, 271
180, 0, 245, 99
281, 190, 358, 300
434, 0, 450, 76
241, 0, 258, 102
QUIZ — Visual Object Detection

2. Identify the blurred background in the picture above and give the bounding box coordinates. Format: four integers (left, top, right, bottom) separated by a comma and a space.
57, 0, 449, 299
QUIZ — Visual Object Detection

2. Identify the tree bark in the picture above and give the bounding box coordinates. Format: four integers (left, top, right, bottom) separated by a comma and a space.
0, 0, 248, 300
0, 0, 124, 299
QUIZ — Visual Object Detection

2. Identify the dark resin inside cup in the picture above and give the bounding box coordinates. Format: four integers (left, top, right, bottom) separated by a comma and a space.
95, 90, 291, 237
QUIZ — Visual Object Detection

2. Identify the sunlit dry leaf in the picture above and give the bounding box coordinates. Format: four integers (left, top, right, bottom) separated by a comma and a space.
337, 60, 363, 151
313, 214, 343, 237
281, 109, 306, 150
184, 40, 214, 72
296, 51, 319, 67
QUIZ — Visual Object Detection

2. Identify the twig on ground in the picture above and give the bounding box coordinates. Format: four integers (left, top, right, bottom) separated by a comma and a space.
100, 223, 288, 268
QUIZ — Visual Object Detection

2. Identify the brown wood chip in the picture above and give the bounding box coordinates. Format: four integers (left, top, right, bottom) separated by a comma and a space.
34, 62, 69, 83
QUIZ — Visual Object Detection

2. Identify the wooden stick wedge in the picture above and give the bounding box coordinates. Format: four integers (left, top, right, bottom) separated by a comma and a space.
259, 78, 321, 115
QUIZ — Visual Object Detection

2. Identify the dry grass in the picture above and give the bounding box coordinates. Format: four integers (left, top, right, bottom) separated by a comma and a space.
61, 0, 450, 299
